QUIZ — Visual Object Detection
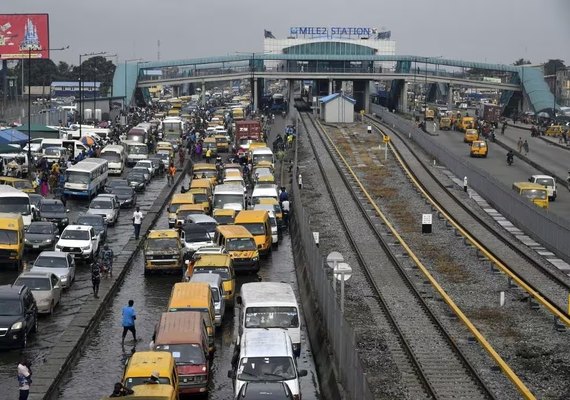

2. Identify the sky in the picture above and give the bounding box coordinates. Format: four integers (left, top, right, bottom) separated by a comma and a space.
2, 0, 569, 67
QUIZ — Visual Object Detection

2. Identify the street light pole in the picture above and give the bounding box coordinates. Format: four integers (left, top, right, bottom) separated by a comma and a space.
25, 45, 68, 174
79, 51, 106, 137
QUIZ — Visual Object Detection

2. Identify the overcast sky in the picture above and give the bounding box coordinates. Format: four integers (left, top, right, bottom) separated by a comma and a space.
3, 0, 569, 67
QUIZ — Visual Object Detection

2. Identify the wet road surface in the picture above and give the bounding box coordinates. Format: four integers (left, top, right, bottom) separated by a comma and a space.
0, 169, 171, 399
57, 164, 321, 399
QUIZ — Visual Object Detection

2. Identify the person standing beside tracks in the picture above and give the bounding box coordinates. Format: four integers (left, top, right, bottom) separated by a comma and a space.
523, 139, 529, 155
132, 207, 143, 240
91, 261, 101, 298
517, 137, 523, 153
121, 300, 137, 345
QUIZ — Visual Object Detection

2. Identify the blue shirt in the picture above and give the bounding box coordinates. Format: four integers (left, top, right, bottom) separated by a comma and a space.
122, 306, 136, 327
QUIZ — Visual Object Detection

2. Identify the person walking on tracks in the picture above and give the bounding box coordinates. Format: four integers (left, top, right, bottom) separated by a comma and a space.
121, 300, 137, 345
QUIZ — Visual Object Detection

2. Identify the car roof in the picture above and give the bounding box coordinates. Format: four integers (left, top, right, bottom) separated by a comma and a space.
240, 330, 293, 358
63, 225, 92, 231
40, 199, 63, 205
532, 175, 554, 179
29, 221, 56, 227
36, 251, 67, 258
187, 214, 217, 223
17, 271, 54, 279
0, 284, 28, 298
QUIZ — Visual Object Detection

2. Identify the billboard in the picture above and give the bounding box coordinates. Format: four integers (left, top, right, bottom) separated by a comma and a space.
0, 14, 49, 60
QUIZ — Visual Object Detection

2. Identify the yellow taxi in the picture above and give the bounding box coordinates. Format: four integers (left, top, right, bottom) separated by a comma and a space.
185, 253, 235, 303
469, 140, 488, 158
512, 182, 549, 209
463, 129, 479, 143
545, 125, 565, 137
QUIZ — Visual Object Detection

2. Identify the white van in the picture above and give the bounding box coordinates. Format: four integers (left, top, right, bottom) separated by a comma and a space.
100, 144, 127, 175
213, 184, 246, 211
123, 140, 149, 166
250, 184, 278, 205
236, 282, 301, 356
41, 139, 88, 160
529, 175, 557, 201
229, 330, 307, 399
251, 147, 274, 167
190, 273, 225, 326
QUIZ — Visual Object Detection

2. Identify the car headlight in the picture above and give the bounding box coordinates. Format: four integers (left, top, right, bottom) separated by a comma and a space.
24, 238, 30, 243
60, 275, 68, 282
82, 245, 91, 250
253, 257, 259, 261
41, 217, 48, 222
11, 321, 23, 330
43, 239, 52, 243
62, 218, 69, 223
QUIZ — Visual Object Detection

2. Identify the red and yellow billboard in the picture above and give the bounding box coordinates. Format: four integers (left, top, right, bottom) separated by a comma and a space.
0, 14, 49, 60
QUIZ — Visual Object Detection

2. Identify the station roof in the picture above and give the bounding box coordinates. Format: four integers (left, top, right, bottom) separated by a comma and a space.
320, 93, 356, 104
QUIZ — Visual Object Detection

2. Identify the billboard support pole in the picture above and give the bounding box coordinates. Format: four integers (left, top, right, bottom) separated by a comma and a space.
27, 48, 31, 171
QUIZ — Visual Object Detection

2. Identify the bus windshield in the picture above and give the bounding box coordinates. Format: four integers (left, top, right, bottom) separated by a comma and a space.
66, 171, 90, 184
0, 197, 30, 214
101, 152, 121, 162
0, 229, 18, 245
522, 189, 547, 200
225, 237, 256, 251
127, 145, 148, 155
241, 223, 265, 235
213, 194, 244, 209
245, 306, 299, 329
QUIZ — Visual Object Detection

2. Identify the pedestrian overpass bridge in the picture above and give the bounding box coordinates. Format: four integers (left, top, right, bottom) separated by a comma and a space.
113, 53, 559, 115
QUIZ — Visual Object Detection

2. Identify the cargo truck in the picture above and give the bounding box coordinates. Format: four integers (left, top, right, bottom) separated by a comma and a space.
480, 104, 502, 125
234, 120, 262, 159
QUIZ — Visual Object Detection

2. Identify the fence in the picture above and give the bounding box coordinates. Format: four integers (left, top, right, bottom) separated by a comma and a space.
372, 105, 570, 262
291, 117, 374, 399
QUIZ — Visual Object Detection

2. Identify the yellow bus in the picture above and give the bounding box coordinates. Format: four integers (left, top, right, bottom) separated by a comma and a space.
512, 182, 548, 209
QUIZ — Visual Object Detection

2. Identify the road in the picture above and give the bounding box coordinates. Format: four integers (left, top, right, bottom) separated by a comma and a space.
372, 104, 570, 221
56, 115, 321, 399
0, 168, 174, 399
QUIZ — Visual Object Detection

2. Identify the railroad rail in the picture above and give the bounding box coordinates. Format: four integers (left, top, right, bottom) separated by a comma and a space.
299, 112, 504, 400
365, 114, 570, 326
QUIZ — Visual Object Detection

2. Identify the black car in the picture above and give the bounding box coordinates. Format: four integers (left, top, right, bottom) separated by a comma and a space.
236, 382, 293, 399
110, 186, 137, 208
0, 285, 38, 349
126, 171, 146, 192
76, 214, 108, 243
24, 221, 59, 251
104, 179, 129, 194
39, 199, 69, 232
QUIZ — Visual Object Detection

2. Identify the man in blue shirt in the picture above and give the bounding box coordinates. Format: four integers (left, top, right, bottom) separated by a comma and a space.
121, 300, 137, 345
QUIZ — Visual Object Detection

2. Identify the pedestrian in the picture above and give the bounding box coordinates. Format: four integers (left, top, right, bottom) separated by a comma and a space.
205, 148, 212, 163
463, 176, 468, 192
109, 382, 134, 397
91, 261, 101, 298
17, 358, 32, 400
523, 139, 529, 155
121, 299, 137, 345
516, 137, 523, 153
167, 163, 176, 187
132, 207, 143, 240
433, 121, 437, 133
298, 173, 303, 189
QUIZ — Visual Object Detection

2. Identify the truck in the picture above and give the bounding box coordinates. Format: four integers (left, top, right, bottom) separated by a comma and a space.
480, 104, 502, 125
234, 120, 262, 159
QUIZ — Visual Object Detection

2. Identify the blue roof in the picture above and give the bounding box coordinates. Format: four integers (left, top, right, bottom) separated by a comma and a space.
320, 93, 356, 104
518, 67, 561, 113
0, 129, 28, 144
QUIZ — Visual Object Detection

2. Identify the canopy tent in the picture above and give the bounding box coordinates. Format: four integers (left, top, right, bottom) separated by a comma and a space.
0, 129, 28, 144
0, 144, 22, 153
16, 124, 61, 140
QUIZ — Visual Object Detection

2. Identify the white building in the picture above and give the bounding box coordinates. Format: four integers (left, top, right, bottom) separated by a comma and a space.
263, 27, 396, 70
319, 93, 356, 123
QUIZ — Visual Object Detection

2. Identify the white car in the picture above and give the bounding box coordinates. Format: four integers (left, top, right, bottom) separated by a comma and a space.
29, 251, 76, 289
14, 271, 62, 314
55, 225, 100, 262
185, 214, 218, 239
135, 159, 156, 177
529, 175, 557, 201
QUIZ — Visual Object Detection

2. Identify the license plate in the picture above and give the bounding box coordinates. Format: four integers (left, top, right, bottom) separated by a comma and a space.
33, 245, 39, 249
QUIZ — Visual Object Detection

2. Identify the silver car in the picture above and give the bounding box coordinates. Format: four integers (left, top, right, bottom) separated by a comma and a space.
30, 251, 76, 289
86, 194, 121, 226
135, 159, 156, 177
14, 271, 62, 314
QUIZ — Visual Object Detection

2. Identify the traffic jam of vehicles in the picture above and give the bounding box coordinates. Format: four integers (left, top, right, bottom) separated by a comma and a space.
0, 92, 308, 399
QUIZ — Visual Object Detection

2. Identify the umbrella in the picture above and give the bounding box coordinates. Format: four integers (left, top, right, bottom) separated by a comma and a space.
80, 136, 95, 146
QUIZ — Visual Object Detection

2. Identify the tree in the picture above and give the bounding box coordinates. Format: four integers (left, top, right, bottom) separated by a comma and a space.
79, 56, 116, 97
544, 59, 565, 76
13, 58, 59, 90
513, 58, 531, 66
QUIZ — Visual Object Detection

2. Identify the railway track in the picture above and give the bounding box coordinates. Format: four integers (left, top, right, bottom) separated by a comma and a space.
364, 114, 570, 326
299, 112, 501, 400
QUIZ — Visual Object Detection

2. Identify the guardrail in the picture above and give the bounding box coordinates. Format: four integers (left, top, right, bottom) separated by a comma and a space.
290, 117, 374, 400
